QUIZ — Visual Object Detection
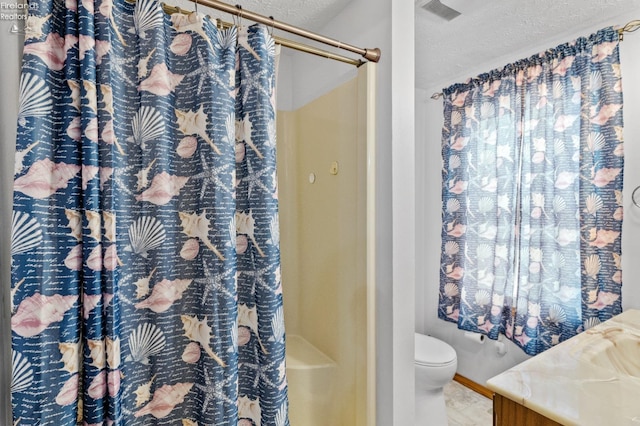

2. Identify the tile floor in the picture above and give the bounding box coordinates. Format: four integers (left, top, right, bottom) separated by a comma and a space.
444, 380, 493, 426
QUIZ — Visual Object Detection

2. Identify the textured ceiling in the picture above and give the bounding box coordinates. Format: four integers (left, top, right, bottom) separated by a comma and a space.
416, 0, 640, 91
174, 0, 640, 90
237, 0, 352, 30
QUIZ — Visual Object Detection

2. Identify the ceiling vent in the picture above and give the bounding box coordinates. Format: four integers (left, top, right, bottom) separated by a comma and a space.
417, 0, 461, 21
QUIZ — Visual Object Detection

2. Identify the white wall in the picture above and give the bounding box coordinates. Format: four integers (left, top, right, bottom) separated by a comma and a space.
620, 14, 640, 314
416, 9, 640, 386
391, 2, 416, 424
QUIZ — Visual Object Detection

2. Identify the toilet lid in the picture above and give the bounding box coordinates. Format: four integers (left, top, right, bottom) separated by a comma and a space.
415, 333, 457, 366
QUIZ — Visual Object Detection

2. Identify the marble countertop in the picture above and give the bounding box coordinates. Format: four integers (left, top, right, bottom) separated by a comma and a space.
486, 309, 640, 426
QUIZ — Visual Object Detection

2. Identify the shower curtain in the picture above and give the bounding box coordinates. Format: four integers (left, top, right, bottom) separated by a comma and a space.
10, 0, 288, 424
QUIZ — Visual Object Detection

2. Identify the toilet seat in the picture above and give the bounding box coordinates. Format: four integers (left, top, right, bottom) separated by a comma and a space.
415, 333, 457, 367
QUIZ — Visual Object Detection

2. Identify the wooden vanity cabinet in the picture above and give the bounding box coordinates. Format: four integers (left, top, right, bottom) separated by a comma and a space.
493, 393, 563, 426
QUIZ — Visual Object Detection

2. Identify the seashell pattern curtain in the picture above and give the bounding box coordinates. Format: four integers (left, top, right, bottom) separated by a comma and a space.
10, 0, 288, 424
438, 27, 624, 356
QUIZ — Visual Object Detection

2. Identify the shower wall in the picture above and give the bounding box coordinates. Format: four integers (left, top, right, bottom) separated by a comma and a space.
277, 74, 369, 425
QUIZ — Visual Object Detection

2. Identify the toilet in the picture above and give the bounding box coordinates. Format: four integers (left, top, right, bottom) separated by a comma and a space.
414, 332, 458, 426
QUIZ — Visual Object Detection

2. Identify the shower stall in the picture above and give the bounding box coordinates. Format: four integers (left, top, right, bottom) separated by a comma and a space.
0, 10, 378, 422
277, 63, 377, 426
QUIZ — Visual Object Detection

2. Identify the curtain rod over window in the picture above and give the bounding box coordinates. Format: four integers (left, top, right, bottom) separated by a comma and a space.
125, 0, 381, 66
429, 19, 639, 100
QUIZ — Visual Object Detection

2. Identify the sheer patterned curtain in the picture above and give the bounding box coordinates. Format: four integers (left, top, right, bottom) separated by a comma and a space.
438, 27, 624, 356
10, 0, 288, 423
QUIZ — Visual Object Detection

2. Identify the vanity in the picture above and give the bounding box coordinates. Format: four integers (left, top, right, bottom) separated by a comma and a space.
486, 309, 640, 425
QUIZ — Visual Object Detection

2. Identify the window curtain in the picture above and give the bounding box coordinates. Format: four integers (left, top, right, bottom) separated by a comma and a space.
438, 27, 624, 356
10, 0, 288, 424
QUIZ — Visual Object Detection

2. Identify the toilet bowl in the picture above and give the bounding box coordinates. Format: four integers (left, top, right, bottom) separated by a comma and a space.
415, 332, 458, 426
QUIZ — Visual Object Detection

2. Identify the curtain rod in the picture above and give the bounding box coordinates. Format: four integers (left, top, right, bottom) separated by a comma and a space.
125, 0, 381, 64
159, 3, 364, 67
430, 19, 639, 100
188, 0, 380, 63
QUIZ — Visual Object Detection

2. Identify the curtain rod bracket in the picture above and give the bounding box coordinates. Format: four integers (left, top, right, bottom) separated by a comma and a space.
618, 19, 640, 41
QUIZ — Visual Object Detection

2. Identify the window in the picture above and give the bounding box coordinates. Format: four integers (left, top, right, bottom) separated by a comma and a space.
438, 27, 624, 355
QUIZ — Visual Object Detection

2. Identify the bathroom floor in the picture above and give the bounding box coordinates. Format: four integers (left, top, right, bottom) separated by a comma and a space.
444, 381, 493, 426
